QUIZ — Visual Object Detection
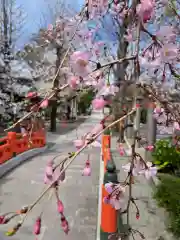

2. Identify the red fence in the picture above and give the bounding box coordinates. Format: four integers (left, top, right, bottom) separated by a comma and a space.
0, 130, 46, 165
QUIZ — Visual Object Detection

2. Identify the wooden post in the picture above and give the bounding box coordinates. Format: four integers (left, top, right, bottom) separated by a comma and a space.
145, 102, 157, 161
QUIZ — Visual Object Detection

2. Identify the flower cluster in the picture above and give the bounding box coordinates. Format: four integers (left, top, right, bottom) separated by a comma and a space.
1, 0, 180, 238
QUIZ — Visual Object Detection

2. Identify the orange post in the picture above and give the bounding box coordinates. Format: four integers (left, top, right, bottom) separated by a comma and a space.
102, 134, 111, 172
0, 143, 12, 164
100, 160, 118, 238
7, 132, 17, 156
101, 185, 117, 233
104, 147, 110, 172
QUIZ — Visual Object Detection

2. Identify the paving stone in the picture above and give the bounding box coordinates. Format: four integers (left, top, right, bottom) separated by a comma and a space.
0, 111, 103, 240
111, 136, 175, 240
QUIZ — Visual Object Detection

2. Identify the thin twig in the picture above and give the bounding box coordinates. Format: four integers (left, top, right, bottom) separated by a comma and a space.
17, 108, 136, 225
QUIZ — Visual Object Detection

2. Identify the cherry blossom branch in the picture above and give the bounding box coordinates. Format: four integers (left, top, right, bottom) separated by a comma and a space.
51, 12, 85, 88
4, 83, 69, 132
4, 108, 136, 232
4, 54, 136, 132
138, 83, 180, 123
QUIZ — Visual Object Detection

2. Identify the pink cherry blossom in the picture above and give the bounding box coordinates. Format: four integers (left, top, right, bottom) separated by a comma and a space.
139, 162, 157, 180
154, 107, 164, 114
40, 99, 48, 109
74, 139, 85, 150
89, 124, 103, 143
27, 91, 37, 98
92, 98, 107, 110
122, 161, 144, 176
70, 51, 91, 77
136, 0, 154, 23
104, 183, 126, 210
173, 122, 180, 131
105, 182, 113, 194
90, 140, 101, 148
109, 195, 125, 210
160, 44, 178, 63
68, 76, 80, 89
44, 174, 53, 184
156, 26, 176, 43
45, 160, 54, 177
145, 145, 154, 151
97, 85, 119, 97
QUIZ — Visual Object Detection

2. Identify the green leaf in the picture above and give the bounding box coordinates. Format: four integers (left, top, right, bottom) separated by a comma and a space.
154, 160, 161, 165
159, 162, 170, 169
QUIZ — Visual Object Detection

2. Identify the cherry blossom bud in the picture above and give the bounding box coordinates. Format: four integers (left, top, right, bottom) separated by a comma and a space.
145, 145, 154, 151
103, 196, 110, 204
136, 212, 140, 219
82, 160, 91, 176
136, 103, 140, 108
40, 99, 48, 109
61, 215, 69, 234
44, 174, 52, 184
57, 199, 64, 214
0, 216, 11, 224
45, 160, 54, 177
118, 144, 124, 156
0, 215, 5, 224
27, 92, 37, 98
33, 217, 41, 235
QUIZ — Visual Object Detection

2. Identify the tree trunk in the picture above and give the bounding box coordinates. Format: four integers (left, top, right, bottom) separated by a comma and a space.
50, 100, 57, 132
50, 46, 61, 132
112, 0, 138, 139
112, 17, 129, 135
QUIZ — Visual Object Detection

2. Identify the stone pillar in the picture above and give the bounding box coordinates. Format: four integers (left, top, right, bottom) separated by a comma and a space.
74, 97, 77, 120
145, 102, 157, 161
125, 97, 133, 139
70, 98, 74, 119
134, 96, 142, 148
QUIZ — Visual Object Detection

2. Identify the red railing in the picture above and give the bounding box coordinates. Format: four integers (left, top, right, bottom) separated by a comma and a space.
0, 130, 46, 165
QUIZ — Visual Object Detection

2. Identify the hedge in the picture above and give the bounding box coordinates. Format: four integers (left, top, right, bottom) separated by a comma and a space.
154, 174, 180, 238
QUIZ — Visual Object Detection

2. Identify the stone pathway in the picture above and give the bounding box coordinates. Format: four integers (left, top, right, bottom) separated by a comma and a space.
0, 111, 103, 240
111, 136, 175, 240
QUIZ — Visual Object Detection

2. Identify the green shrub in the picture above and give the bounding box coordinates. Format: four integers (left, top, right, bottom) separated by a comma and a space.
154, 174, 180, 237
153, 139, 180, 175
78, 89, 95, 114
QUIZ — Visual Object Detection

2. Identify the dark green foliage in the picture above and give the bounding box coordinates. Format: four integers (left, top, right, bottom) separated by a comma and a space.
140, 109, 147, 123
153, 139, 180, 175
154, 174, 180, 237
78, 89, 95, 114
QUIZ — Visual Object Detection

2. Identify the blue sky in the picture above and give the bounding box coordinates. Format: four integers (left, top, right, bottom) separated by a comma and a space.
16, 0, 84, 49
